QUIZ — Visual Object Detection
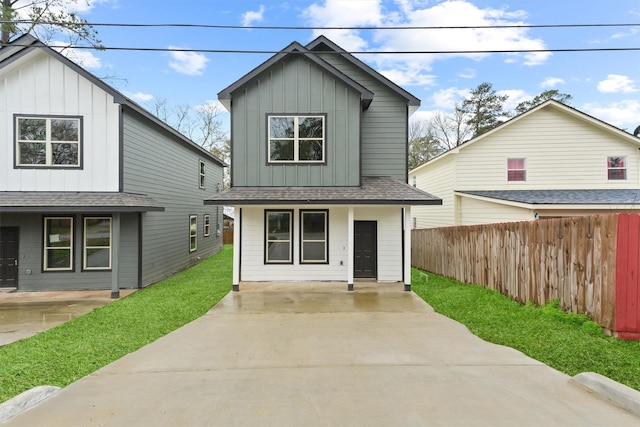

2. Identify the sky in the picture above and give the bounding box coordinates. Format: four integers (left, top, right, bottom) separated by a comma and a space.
20, 0, 640, 134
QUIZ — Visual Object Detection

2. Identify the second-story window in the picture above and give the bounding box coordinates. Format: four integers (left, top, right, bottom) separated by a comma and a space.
507, 158, 526, 182
199, 160, 206, 188
607, 156, 626, 180
16, 116, 81, 167
268, 115, 325, 163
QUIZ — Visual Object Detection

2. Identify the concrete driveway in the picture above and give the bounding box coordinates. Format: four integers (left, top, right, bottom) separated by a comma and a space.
2, 282, 639, 426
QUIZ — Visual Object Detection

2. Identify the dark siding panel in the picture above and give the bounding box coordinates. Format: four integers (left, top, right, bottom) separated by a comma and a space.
122, 112, 224, 287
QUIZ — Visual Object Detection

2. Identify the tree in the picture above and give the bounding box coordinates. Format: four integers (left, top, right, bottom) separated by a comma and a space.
408, 120, 441, 170
429, 105, 473, 150
1, 0, 101, 48
459, 82, 508, 138
513, 89, 573, 115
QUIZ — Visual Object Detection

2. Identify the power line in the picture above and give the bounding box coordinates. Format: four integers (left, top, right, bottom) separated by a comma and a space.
3, 20, 640, 31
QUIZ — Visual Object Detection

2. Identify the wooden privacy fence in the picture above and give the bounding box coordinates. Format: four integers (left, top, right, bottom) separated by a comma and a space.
412, 213, 640, 339
223, 230, 234, 245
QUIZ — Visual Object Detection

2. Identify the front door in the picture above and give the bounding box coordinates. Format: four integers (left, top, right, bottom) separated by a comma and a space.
354, 221, 377, 279
0, 227, 19, 288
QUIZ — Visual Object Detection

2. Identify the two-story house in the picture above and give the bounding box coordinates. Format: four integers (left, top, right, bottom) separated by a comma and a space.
0, 35, 225, 295
205, 36, 441, 291
409, 100, 640, 228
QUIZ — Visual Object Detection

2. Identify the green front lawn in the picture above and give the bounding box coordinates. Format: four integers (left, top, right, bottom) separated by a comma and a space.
0, 245, 232, 404
411, 268, 640, 392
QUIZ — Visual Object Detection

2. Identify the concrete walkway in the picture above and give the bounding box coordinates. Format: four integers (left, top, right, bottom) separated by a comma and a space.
2, 283, 639, 426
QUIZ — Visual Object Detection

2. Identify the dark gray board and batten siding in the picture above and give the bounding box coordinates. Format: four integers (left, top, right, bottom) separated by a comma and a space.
121, 108, 224, 287
230, 55, 362, 187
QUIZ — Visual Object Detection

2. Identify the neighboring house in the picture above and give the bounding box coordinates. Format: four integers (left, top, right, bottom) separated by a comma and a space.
0, 35, 225, 295
205, 36, 441, 291
409, 100, 640, 229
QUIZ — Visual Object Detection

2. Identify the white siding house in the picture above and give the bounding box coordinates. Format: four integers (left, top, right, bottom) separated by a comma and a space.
409, 100, 640, 228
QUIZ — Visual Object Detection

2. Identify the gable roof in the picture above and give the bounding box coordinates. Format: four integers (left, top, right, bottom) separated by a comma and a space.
0, 34, 225, 167
204, 176, 441, 206
217, 35, 420, 113
410, 100, 640, 175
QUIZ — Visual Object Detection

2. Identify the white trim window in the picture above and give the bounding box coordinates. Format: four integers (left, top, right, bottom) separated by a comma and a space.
507, 158, 526, 182
608, 156, 626, 180
268, 115, 325, 163
16, 116, 81, 167
84, 217, 112, 270
300, 210, 328, 264
204, 214, 211, 237
265, 210, 293, 263
199, 160, 206, 188
189, 215, 198, 252
44, 217, 74, 271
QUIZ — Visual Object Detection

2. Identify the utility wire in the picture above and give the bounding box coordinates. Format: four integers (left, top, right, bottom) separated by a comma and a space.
3, 20, 640, 30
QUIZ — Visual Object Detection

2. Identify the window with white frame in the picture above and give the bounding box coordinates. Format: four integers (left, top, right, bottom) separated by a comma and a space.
265, 210, 293, 263
189, 215, 197, 252
84, 217, 112, 270
204, 214, 211, 237
507, 158, 526, 182
199, 160, 206, 188
44, 217, 74, 271
16, 116, 81, 167
300, 210, 328, 264
268, 115, 325, 163
608, 156, 626, 180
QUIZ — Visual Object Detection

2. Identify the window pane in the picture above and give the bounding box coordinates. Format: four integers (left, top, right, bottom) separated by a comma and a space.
51, 119, 79, 141
47, 218, 72, 247
507, 158, 525, 169
298, 117, 323, 138
608, 169, 626, 180
18, 119, 46, 140
85, 218, 111, 246
47, 249, 71, 269
86, 248, 110, 268
267, 242, 290, 261
303, 212, 326, 240
52, 143, 78, 165
270, 117, 294, 138
508, 170, 526, 181
267, 212, 290, 239
270, 140, 294, 160
303, 242, 326, 262
19, 142, 46, 164
190, 237, 197, 251
299, 140, 323, 161
608, 157, 625, 168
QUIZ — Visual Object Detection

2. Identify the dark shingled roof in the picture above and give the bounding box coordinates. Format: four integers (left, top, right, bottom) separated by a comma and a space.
205, 176, 442, 206
0, 192, 164, 212
457, 189, 640, 205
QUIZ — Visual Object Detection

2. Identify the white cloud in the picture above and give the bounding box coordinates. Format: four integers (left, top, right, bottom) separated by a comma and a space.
242, 5, 266, 27
597, 74, 638, 94
541, 77, 565, 88
127, 92, 154, 103
499, 89, 529, 112
458, 68, 476, 79
195, 99, 226, 113
302, 0, 551, 87
431, 87, 470, 109
168, 47, 209, 76
51, 43, 102, 69
583, 100, 640, 129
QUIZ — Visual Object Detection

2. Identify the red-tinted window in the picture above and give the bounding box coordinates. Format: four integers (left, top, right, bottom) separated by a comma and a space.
507, 158, 526, 182
608, 157, 626, 180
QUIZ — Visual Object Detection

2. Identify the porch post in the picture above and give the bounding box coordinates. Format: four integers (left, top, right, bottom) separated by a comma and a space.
232, 207, 241, 291
111, 212, 120, 299
404, 206, 412, 291
347, 206, 354, 291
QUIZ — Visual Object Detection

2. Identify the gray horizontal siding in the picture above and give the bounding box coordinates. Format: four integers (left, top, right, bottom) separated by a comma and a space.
122, 110, 223, 286
231, 56, 361, 187
316, 54, 409, 182
2, 213, 138, 291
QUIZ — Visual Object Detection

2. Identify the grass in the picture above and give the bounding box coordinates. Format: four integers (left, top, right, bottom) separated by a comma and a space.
411, 268, 640, 392
0, 245, 233, 404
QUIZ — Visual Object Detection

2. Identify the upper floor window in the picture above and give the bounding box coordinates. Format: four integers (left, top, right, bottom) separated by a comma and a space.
608, 156, 626, 180
507, 158, 526, 182
268, 115, 325, 163
199, 160, 206, 188
16, 116, 81, 167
